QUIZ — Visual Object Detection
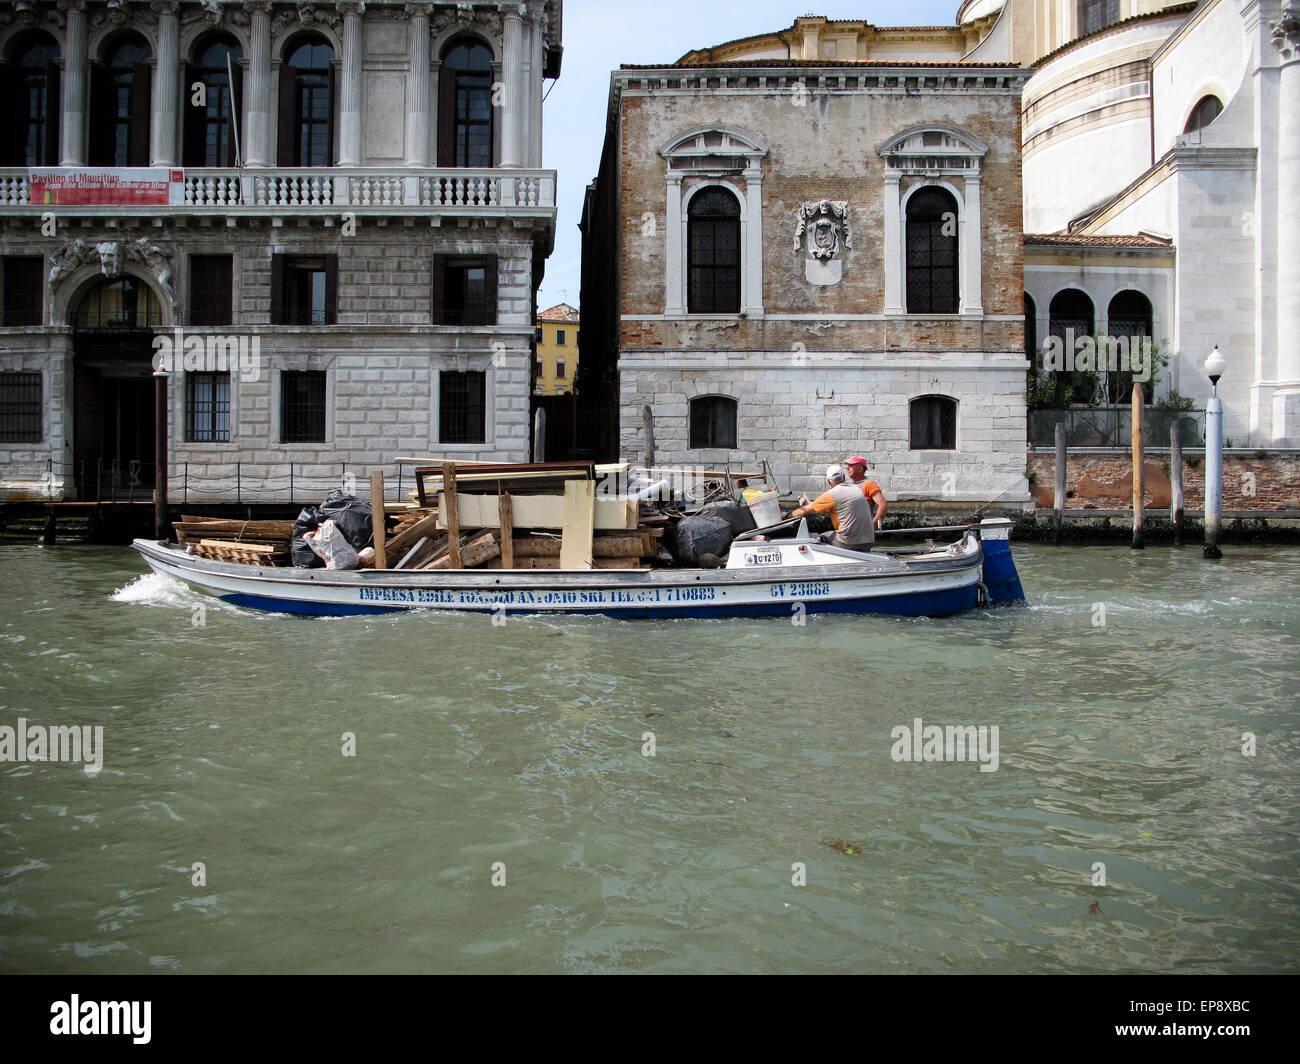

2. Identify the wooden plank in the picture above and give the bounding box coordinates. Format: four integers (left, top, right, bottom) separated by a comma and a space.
593, 556, 643, 569
425, 530, 498, 570
402, 532, 447, 571
370, 470, 387, 570
383, 509, 442, 561
197, 539, 282, 554
512, 535, 563, 558
559, 479, 595, 570
499, 494, 514, 569
443, 463, 461, 568
440, 492, 637, 532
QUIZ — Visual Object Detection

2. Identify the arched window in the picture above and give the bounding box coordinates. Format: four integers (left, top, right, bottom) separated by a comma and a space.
1049, 289, 1096, 404
687, 188, 741, 314
1105, 290, 1154, 403
689, 395, 738, 449
1107, 290, 1152, 340
73, 277, 163, 330
2, 33, 61, 166
90, 34, 152, 167
279, 35, 334, 166
438, 38, 494, 168
905, 187, 959, 313
910, 395, 957, 450
1184, 95, 1224, 135
185, 35, 243, 167
1078, 0, 1120, 37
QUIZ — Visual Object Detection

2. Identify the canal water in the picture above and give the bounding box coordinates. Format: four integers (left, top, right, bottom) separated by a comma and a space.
0, 542, 1296, 974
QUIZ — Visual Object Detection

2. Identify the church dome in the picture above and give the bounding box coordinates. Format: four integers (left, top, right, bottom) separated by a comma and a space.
958, 0, 1006, 24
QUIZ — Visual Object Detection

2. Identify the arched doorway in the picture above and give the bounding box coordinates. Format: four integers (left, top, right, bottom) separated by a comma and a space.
71, 275, 163, 499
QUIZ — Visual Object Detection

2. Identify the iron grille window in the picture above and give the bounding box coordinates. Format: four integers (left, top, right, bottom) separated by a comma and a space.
2, 257, 43, 326
688, 188, 741, 313
1078, 0, 1120, 36
906, 187, 959, 313
186, 372, 231, 443
440, 39, 494, 168
190, 255, 233, 326
0, 372, 42, 442
910, 395, 957, 450
281, 371, 326, 443
440, 370, 486, 444
689, 395, 738, 449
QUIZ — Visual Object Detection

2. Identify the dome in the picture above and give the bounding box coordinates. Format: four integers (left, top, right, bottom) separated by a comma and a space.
958, 0, 1006, 25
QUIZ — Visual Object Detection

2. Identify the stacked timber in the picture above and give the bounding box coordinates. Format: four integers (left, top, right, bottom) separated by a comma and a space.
173, 516, 294, 566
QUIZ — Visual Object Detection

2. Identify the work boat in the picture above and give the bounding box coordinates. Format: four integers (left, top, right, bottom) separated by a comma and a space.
131, 518, 1024, 619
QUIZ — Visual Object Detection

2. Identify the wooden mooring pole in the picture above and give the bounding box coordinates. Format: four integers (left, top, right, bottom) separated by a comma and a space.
1131, 383, 1145, 550
1053, 422, 1067, 544
1171, 423, 1185, 546
370, 470, 387, 570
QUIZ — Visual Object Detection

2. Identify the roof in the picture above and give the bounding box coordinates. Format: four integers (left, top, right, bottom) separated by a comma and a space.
621, 60, 1021, 70
1024, 234, 1173, 248
538, 303, 580, 323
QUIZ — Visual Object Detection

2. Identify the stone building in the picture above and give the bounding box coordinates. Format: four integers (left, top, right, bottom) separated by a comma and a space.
534, 300, 576, 395
0, 0, 561, 503
580, 43, 1034, 502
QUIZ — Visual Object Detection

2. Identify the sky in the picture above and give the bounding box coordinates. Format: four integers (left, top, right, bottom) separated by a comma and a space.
534, 0, 964, 313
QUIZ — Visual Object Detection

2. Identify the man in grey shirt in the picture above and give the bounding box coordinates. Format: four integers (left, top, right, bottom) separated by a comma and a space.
790, 465, 874, 552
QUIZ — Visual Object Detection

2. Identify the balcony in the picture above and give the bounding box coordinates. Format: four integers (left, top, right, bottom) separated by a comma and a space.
0, 167, 556, 219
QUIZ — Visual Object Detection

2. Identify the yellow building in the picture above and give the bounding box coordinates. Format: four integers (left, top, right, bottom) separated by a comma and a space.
535, 303, 580, 396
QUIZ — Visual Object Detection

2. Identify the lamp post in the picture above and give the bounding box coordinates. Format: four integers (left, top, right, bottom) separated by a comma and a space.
153, 358, 170, 541
1203, 346, 1227, 559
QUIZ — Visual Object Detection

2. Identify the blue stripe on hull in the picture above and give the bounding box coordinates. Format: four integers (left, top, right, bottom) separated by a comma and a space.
219, 583, 978, 620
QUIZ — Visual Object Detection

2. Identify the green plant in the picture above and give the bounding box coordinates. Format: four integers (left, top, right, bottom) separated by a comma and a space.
1187, 455, 1202, 468
1157, 390, 1195, 412
1025, 467, 1038, 485
1256, 449, 1268, 459
1226, 437, 1235, 448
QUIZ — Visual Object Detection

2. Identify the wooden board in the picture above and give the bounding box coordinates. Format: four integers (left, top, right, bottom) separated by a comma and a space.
383, 510, 441, 561
559, 479, 595, 571
438, 492, 637, 533
370, 470, 387, 570
499, 494, 514, 570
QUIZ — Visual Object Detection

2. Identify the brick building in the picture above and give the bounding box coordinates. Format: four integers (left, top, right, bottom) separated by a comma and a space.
0, 0, 561, 503
581, 51, 1034, 502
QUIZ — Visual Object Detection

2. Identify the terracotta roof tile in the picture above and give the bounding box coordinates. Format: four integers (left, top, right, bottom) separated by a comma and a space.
1024, 234, 1173, 248
538, 303, 580, 323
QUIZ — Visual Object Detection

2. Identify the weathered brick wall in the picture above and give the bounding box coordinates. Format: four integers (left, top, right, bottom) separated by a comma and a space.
1028, 451, 1300, 509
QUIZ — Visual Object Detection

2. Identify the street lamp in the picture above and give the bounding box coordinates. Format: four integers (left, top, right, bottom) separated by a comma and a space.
153, 356, 170, 542
1204, 346, 1226, 559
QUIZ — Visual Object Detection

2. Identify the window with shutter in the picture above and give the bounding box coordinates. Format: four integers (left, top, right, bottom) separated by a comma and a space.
433, 255, 498, 326
2, 257, 43, 326
190, 256, 233, 326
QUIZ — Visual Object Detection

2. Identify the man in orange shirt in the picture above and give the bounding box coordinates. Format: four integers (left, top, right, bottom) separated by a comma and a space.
790, 465, 874, 552
845, 455, 888, 530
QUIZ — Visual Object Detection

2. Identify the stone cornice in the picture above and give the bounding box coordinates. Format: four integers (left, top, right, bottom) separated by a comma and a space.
1272, 4, 1300, 51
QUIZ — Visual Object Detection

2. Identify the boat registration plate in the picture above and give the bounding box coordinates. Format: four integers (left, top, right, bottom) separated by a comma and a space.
743, 550, 784, 567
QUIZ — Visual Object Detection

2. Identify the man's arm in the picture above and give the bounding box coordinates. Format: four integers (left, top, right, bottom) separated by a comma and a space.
791, 492, 833, 520
870, 491, 888, 529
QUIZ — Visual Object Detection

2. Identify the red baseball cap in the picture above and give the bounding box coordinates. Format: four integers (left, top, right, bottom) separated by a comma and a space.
846, 455, 868, 467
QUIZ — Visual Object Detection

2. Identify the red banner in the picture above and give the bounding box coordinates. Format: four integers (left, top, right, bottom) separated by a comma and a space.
29, 168, 184, 206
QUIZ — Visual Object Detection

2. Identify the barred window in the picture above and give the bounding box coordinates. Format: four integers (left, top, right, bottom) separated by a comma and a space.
689, 395, 737, 450
0, 372, 42, 442
186, 372, 230, 443
910, 395, 957, 450
688, 188, 741, 314
2, 257, 43, 326
281, 371, 326, 443
906, 187, 959, 313
439, 370, 486, 444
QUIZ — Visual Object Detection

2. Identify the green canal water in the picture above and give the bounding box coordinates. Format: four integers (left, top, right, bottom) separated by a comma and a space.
0, 542, 1296, 974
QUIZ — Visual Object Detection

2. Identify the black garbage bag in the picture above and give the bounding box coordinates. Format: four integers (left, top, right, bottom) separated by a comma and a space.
671, 514, 735, 567
321, 490, 374, 552
291, 506, 325, 568
699, 500, 757, 536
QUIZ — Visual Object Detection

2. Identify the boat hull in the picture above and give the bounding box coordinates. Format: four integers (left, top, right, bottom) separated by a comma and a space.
131, 537, 986, 620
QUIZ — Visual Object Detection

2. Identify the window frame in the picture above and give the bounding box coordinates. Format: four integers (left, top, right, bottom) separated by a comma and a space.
688, 395, 739, 451
904, 186, 960, 314
2, 256, 44, 326
279, 369, 327, 444
189, 254, 234, 327
0, 371, 43, 443
686, 186, 742, 315
185, 371, 232, 444
909, 395, 958, 451
1078, 0, 1121, 38
271, 253, 338, 326
438, 36, 495, 168
278, 34, 335, 167
89, 33, 152, 168
432, 254, 498, 327
184, 34, 244, 168
438, 369, 488, 446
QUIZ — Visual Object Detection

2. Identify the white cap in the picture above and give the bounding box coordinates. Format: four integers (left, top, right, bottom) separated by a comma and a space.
826, 464, 845, 483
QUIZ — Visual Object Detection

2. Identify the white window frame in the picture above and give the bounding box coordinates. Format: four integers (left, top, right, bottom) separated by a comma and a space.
660, 126, 768, 318
879, 125, 987, 317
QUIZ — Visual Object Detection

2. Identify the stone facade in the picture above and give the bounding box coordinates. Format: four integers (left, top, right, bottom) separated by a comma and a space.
584, 62, 1034, 502
0, 0, 561, 502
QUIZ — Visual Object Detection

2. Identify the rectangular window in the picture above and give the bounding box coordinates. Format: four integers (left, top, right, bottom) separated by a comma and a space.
1078, 0, 1120, 36
432, 255, 498, 326
185, 372, 231, 443
439, 370, 486, 444
272, 255, 337, 325
2, 257, 43, 326
281, 370, 327, 443
190, 255, 233, 327
556, 329, 566, 346
689, 396, 738, 449
0, 372, 42, 442
556, 360, 566, 379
